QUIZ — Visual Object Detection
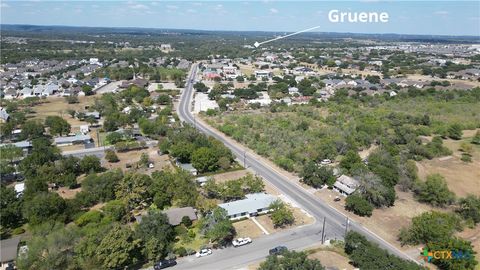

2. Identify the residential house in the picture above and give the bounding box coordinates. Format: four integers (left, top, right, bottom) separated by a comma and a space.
0, 107, 9, 122
177, 162, 198, 176
0, 237, 21, 270
162, 207, 198, 226
53, 134, 92, 146
333, 175, 360, 196
218, 193, 277, 220
254, 70, 272, 79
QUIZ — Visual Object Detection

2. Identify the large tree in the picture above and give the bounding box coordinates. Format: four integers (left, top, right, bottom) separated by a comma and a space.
399, 211, 461, 245
191, 147, 219, 173
269, 200, 295, 228
259, 250, 324, 270
345, 231, 423, 270
136, 210, 174, 261
0, 185, 23, 229
427, 237, 478, 270
45, 116, 71, 136
23, 192, 66, 225
200, 207, 235, 246
95, 224, 142, 269
300, 161, 336, 188
115, 173, 152, 210
415, 174, 455, 207
80, 155, 103, 174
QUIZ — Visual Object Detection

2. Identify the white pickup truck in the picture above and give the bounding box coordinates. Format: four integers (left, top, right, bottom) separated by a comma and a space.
232, 237, 252, 247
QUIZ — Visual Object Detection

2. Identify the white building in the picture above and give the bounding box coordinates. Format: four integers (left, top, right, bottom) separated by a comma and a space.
219, 193, 277, 220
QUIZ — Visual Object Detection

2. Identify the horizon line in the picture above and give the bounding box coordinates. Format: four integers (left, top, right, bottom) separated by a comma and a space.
2, 23, 480, 39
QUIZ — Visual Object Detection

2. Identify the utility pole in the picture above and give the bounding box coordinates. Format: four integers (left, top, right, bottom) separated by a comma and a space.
321, 217, 326, 244
243, 150, 246, 168
345, 217, 349, 236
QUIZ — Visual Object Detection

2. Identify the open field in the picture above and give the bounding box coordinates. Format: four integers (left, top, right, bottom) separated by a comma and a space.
315, 187, 439, 254
416, 129, 480, 197
103, 149, 174, 173
30, 96, 97, 125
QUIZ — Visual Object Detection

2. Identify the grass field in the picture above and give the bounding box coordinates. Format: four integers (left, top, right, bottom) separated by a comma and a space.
416, 129, 480, 197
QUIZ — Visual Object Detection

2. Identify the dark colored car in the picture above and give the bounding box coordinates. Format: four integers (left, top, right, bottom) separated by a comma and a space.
269, 246, 288, 255
154, 259, 177, 269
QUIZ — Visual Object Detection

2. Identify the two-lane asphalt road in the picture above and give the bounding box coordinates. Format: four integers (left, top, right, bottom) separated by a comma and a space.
175, 64, 417, 269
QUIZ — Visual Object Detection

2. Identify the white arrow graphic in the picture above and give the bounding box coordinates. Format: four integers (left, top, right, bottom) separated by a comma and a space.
253, 26, 320, 48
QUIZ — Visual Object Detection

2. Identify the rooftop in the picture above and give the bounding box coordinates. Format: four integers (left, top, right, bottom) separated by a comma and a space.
0, 237, 21, 263
219, 193, 277, 217
163, 207, 197, 226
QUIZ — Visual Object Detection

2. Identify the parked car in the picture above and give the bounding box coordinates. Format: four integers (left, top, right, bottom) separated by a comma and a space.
154, 259, 177, 269
148, 163, 155, 169
320, 159, 332, 165
334, 196, 341, 202
232, 237, 252, 247
269, 246, 287, 255
195, 248, 212, 258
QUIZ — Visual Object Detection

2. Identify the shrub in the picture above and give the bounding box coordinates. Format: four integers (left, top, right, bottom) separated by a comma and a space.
181, 216, 193, 227
105, 149, 119, 163
345, 231, 424, 270
74, 210, 103, 227
174, 246, 187, 257
461, 153, 472, 163
345, 194, 373, 217
11, 227, 25, 235
399, 211, 461, 245
457, 195, 480, 224
414, 174, 455, 207
269, 200, 294, 228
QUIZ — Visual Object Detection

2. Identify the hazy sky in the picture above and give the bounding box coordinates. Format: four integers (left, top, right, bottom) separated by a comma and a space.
1, 1, 479, 36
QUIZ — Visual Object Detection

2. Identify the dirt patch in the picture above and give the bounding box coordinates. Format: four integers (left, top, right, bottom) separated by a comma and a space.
103, 149, 174, 173
233, 218, 265, 239
56, 186, 82, 199
358, 144, 378, 160
212, 170, 249, 183
90, 202, 106, 211
308, 250, 353, 270
457, 226, 480, 257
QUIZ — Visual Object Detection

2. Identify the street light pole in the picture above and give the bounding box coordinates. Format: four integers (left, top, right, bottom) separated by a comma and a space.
345, 217, 349, 236
321, 217, 326, 244
243, 150, 246, 168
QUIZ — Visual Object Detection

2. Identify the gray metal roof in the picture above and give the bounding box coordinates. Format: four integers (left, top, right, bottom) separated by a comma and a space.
0, 237, 21, 262
163, 207, 197, 226
0, 140, 31, 148
54, 134, 91, 144
219, 193, 276, 217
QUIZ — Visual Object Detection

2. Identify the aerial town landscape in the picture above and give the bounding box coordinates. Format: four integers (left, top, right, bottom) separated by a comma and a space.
0, 1, 479, 270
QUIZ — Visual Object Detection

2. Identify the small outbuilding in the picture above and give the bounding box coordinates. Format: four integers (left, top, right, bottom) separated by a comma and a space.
0, 237, 21, 269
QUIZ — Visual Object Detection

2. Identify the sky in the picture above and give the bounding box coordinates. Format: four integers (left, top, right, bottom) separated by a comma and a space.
1, 1, 479, 36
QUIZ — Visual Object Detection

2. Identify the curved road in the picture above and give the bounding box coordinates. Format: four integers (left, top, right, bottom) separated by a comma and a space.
175, 64, 417, 269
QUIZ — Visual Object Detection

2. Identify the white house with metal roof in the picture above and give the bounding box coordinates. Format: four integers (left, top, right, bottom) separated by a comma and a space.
219, 193, 277, 220
333, 175, 360, 196
53, 134, 92, 146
